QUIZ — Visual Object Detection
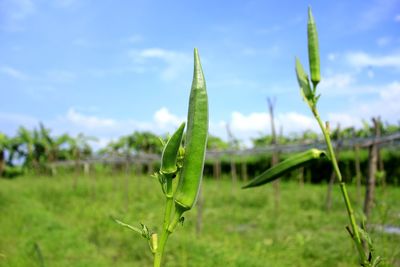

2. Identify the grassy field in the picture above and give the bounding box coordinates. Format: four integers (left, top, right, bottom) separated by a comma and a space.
0, 173, 399, 267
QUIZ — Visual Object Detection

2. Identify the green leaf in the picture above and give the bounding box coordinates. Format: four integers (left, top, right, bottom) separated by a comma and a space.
295, 57, 313, 102
111, 216, 152, 240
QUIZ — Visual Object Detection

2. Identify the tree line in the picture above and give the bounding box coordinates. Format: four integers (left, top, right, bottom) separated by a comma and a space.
1, 120, 399, 178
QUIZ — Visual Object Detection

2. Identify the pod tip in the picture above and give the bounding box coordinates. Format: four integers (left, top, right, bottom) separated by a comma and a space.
308, 6, 315, 24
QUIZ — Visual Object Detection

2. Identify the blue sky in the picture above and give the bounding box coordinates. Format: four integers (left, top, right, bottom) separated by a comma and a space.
1, 0, 400, 147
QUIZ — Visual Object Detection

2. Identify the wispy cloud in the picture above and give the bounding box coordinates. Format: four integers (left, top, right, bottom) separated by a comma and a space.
0, 65, 28, 80
129, 48, 191, 81
319, 73, 355, 92
0, 112, 39, 135
356, 0, 399, 30
326, 81, 400, 123
126, 34, 144, 44
0, 0, 35, 31
376, 36, 392, 47
346, 51, 400, 69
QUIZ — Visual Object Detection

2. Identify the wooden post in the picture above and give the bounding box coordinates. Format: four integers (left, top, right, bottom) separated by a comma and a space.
196, 187, 204, 236
135, 155, 142, 176
0, 150, 4, 177
213, 158, 221, 180
298, 167, 304, 187
124, 154, 131, 210
241, 161, 248, 182
147, 161, 154, 175
84, 162, 90, 175
230, 159, 237, 183
226, 124, 238, 184
268, 97, 280, 213
354, 144, 362, 205
325, 124, 341, 211
364, 118, 380, 219
377, 143, 386, 189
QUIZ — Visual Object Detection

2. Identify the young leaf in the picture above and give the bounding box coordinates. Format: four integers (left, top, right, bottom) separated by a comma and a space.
295, 57, 313, 101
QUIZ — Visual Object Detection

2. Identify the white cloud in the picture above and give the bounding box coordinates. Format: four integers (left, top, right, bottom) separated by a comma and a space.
66, 108, 116, 129
319, 73, 355, 91
327, 113, 362, 129
228, 111, 318, 146
129, 48, 191, 81
327, 53, 337, 61
346, 51, 400, 69
379, 81, 400, 100
154, 107, 184, 129
328, 81, 400, 123
231, 111, 269, 133
277, 112, 318, 133
56, 107, 187, 145
0, 65, 28, 80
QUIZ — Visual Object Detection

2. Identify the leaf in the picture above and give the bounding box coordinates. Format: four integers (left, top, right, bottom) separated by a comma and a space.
111, 216, 151, 240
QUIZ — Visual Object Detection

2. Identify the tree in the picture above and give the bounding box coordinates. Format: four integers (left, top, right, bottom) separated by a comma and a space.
0, 133, 8, 176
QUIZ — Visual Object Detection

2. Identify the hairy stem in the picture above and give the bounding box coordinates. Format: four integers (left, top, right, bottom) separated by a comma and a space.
312, 107, 367, 265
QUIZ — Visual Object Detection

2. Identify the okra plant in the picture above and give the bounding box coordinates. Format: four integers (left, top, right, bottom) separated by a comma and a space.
243, 7, 381, 267
114, 48, 208, 267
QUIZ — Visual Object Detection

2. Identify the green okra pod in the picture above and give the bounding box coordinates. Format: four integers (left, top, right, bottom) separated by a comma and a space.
174, 48, 208, 212
307, 6, 320, 88
160, 122, 185, 176
243, 149, 326, 189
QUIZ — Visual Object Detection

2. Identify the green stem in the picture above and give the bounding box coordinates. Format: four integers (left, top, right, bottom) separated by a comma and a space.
312, 107, 367, 264
153, 229, 170, 267
153, 177, 174, 267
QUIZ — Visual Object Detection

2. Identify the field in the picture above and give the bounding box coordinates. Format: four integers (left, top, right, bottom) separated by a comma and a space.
0, 174, 399, 267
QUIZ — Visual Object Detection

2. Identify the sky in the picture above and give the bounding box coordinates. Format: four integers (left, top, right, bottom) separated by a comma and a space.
1, 0, 400, 148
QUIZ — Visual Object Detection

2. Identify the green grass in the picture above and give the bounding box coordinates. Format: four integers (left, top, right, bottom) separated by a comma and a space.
0, 173, 399, 267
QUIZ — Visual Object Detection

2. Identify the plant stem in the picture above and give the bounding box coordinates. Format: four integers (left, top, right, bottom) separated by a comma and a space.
153, 229, 170, 267
153, 177, 174, 267
312, 107, 367, 265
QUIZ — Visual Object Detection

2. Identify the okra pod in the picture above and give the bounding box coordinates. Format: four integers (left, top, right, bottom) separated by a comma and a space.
174, 48, 208, 212
243, 149, 326, 189
307, 6, 320, 87
160, 122, 185, 176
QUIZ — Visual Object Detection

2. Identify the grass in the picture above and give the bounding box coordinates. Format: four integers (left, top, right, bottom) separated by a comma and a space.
0, 173, 399, 267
